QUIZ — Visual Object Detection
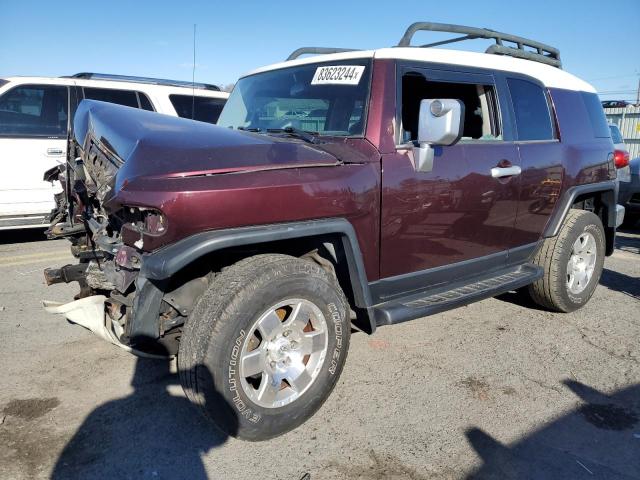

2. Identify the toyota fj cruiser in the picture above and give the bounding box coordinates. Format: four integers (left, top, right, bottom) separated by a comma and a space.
44, 22, 625, 441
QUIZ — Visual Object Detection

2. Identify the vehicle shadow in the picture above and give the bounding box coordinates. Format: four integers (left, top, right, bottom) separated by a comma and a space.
615, 232, 640, 255
599, 268, 640, 300
51, 354, 236, 480
493, 290, 549, 312
0, 228, 48, 245
465, 380, 640, 479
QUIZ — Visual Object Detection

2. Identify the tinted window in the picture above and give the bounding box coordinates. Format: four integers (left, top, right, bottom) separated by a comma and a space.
0, 84, 68, 137
508, 78, 554, 141
582, 92, 611, 138
138, 92, 154, 111
83, 87, 138, 108
169, 95, 225, 124
609, 125, 623, 144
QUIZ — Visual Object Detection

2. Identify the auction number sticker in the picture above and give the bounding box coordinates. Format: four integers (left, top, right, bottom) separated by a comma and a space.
311, 65, 365, 85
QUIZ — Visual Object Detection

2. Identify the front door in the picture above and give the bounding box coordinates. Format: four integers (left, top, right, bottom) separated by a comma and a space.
380, 67, 520, 283
0, 83, 69, 226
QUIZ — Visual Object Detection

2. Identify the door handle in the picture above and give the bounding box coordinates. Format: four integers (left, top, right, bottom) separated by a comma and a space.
46, 148, 64, 156
491, 166, 521, 178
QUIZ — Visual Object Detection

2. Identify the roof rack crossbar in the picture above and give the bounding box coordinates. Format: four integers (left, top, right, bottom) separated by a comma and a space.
66, 72, 221, 91
286, 47, 361, 61
397, 22, 562, 68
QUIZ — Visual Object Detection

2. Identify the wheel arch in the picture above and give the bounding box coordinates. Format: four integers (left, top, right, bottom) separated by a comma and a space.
543, 180, 618, 256
139, 218, 376, 334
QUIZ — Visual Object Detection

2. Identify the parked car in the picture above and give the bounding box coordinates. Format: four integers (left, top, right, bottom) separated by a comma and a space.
601, 100, 629, 108
43, 22, 624, 441
610, 124, 631, 186
0, 73, 228, 230
620, 156, 640, 227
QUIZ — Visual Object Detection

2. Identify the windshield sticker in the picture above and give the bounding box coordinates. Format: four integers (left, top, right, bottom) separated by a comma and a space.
311, 65, 365, 85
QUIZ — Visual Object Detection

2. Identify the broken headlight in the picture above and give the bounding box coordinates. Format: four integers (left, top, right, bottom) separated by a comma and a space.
124, 207, 167, 236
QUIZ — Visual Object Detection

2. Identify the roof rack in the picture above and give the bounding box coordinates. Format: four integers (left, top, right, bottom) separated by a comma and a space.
286, 47, 361, 61
66, 72, 221, 91
397, 22, 562, 68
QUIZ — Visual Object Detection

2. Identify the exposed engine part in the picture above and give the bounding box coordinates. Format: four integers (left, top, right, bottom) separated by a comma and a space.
44, 263, 88, 286
86, 261, 117, 291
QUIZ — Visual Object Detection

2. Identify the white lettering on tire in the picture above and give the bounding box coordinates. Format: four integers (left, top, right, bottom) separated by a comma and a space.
328, 302, 343, 375
229, 329, 261, 423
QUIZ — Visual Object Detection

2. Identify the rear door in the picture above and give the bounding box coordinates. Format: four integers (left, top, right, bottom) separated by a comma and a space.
504, 76, 563, 248
0, 83, 69, 226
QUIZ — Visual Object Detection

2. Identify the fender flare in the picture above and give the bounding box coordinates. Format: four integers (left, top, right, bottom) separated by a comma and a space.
543, 180, 618, 237
129, 218, 376, 344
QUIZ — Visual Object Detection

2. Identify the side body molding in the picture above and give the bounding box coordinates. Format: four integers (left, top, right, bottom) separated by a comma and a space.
130, 218, 376, 343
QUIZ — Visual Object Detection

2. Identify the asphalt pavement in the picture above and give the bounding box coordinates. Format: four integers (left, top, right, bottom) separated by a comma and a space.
0, 227, 638, 480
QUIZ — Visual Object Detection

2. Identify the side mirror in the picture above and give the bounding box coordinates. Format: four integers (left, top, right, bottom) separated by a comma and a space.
413, 99, 464, 173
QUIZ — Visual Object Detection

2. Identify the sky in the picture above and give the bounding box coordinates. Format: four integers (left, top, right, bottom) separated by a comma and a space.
1, 0, 638, 100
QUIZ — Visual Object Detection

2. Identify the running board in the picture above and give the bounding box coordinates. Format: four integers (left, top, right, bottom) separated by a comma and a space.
373, 263, 542, 326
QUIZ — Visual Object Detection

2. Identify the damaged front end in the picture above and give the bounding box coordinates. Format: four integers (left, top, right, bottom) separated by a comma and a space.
43, 99, 347, 356
43, 101, 212, 356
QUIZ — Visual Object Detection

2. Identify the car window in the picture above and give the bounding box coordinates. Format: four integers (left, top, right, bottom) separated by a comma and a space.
507, 78, 555, 141
609, 125, 623, 144
217, 59, 371, 136
581, 93, 611, 138
83, 87, 139, 108
138, 92, 154, 111
0, 84, 68, 137
401, 72, 502, 142
169, 95, 226, 124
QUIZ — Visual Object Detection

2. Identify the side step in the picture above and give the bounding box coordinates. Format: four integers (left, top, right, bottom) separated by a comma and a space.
373, 263, 542, 326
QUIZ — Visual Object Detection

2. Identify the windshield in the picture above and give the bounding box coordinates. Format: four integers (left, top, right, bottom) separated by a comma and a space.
218, 59, 371, 136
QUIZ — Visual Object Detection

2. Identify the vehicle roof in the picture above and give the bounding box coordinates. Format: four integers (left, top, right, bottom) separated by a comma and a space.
244, 48, 596, 93
0, 76, 229, 98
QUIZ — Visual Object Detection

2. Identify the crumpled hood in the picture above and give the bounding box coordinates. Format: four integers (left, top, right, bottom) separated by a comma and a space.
73, 100, 341, 186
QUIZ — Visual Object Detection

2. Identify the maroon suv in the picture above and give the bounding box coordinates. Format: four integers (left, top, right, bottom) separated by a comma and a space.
44, 23, 625, 440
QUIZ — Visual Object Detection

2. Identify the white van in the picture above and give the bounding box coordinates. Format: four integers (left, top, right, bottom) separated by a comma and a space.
0, 73, 228, 230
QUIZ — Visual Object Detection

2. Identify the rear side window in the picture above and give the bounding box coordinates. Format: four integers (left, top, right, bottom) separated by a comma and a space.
138, 93, 154, 111
582, 92, 611, 138
169, 95, 225, 124
507, 78, 554, 141
0, 84, 68, 137
609, 125, 623, 144
83, 87, 139, 108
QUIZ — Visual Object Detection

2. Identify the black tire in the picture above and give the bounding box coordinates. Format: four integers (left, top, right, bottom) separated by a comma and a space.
178, 254, 350, 441
528, 209, 605, 312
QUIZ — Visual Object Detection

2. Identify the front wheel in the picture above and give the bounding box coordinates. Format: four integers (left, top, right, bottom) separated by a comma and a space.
528, 209, 605, 312
178, 254, 350, 441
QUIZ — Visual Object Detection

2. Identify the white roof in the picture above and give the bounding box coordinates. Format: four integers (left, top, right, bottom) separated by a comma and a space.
244, 48, 596, 93
1, 76, 229, 99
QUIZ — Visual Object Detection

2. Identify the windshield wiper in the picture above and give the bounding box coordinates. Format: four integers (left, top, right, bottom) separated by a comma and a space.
237, 126, 262, 132
266, 127, 319, 144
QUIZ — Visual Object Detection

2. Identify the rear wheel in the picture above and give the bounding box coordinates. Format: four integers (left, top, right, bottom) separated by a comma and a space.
528, 209, 605, 312
178, 254, 350, 441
